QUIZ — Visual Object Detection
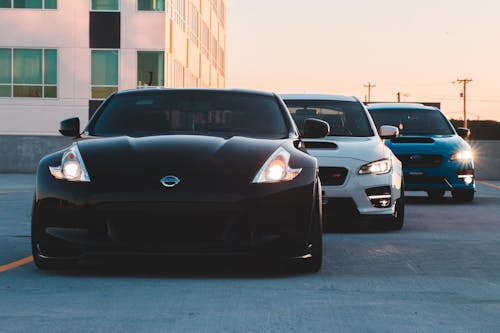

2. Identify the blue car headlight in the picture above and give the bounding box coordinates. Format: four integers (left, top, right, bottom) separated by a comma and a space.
450, 149, 473, 162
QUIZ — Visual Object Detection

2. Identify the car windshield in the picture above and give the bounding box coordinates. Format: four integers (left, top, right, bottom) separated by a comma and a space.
284, 100, 374, 137
369, 108, 455, 135
88, 90, 288, 139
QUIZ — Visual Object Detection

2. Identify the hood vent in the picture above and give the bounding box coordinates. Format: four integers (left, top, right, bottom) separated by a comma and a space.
304, 141, 338, 149
390, 137, 435, 144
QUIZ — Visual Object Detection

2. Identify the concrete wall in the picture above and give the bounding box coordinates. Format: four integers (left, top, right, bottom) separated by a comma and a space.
471, 140, 500, 180
1, 136, 499, 179
0, 135, 72, 173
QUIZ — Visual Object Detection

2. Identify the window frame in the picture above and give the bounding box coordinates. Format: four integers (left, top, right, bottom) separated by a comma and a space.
0, 0, 57, 10
0, 47, 58, 99
90, 0, 120, 12
137, 50, 165, 88
91, 49, 119, 99
137, 0, 164, 12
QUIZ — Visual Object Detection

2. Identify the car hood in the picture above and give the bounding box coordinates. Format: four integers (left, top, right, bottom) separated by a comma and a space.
303, 136, 386, 163
384, 134, 471, 156
77, 135, 287, 190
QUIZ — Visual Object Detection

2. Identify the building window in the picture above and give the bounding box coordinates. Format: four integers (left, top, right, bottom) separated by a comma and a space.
91, 0, 119, 11
137, 51, 164, 87
189, 2, 199, 45
201, 21, 209, 58
174, 0, 185, 31
138, 0, 164, 11
219, 47, 225, 76
211, 35, 217, 67
219, 0, 225, 26
188, 72, 198, 88
91, 50, 118, 99
173, 59, 184, 88
0, 0, 57, 9
0, 48, 57, 98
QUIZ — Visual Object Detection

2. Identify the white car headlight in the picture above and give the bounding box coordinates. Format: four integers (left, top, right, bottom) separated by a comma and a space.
450, 149, 473, 161
49, 144, 91, 182
253, 147, 302, 183
358, 159, 392, 175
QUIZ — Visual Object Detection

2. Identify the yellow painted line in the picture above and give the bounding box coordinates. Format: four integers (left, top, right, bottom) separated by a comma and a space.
477, 180, 500, 189
0, 256, 33, 273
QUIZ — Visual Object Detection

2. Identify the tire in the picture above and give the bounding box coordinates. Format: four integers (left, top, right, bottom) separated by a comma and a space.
293, 187, 323, 273
427, 190, 445, 200
31, 200, 76, 270
452, 189, 475, 202
388, 184, 405, 230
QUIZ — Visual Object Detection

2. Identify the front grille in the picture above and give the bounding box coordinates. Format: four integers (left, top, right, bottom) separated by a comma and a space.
391, 137, 435, 143
103, 212, 251, 250
397, 154, 443, 168
404, 175, 448, 185
319, 167, 348, 186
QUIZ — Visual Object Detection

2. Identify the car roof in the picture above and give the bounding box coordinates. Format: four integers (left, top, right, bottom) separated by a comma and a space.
366, 103, 439, 111
280, 93, 359, 102
116, 88, 277, 98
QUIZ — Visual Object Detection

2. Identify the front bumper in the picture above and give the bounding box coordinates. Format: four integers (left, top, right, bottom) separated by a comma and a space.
403, 160, 475, 191
315, 156, 402, 218
34, 170, 317, 259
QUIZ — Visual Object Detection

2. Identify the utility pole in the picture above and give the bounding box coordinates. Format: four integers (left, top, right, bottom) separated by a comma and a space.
364, 82, 376, 103
397, 92, 401, 103
454, 78, 473, 128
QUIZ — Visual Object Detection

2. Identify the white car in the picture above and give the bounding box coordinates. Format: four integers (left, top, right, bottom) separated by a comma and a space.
282, 94, 404, 230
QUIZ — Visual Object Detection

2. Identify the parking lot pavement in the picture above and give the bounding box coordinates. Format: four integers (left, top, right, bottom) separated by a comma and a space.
1, 174, 500, 332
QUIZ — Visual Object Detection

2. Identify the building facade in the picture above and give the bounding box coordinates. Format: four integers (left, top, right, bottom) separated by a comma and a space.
0, 0, 226, 135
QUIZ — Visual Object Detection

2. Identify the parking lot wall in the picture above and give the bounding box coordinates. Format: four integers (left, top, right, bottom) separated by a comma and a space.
0, 136, 499, 179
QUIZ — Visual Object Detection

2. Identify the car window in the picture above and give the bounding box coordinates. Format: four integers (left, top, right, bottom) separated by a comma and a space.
89, 91, 288, 139
369, 108, 455, 135
284, 100, 374, 137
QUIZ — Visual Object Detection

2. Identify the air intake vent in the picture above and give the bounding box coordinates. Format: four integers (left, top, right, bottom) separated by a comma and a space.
390, 137, 435, 143
304, 141, 338, 149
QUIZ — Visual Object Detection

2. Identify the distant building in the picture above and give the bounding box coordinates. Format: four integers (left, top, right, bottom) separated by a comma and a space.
0, 0, 226, 135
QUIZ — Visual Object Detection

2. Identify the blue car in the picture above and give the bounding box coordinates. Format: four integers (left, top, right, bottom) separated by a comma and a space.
367, 103, 475, 202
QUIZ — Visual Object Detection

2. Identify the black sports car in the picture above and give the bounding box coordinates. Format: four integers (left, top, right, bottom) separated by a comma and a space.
32, 89, 329, 272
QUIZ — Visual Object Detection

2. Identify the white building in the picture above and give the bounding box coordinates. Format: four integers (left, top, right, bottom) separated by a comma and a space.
0, 0, 226, 135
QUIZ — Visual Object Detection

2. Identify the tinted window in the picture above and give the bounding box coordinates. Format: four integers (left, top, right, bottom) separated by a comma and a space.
90, 90, 288, 139
284, 100, 373, 137
369, 108, 454, 135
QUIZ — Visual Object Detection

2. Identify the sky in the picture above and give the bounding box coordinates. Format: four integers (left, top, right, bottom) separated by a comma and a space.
226, 0, 500, 121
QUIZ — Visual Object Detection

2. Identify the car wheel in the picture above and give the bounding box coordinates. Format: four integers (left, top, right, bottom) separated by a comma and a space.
452, 189, 475, 202
388, 184, 405, 230
427, 190, 445, 200
293, 187, 323, 273
31, 200, 76, 270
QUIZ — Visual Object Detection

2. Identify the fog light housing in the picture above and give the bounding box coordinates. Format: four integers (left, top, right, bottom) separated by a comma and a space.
457, 169, 474, 185
365, 186, 392, 208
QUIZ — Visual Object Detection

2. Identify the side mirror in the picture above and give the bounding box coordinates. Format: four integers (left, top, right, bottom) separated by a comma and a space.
456, 127, 470, 139
59, 117, 80, 138
379, 125, 399, 139
303, 118, 330, 138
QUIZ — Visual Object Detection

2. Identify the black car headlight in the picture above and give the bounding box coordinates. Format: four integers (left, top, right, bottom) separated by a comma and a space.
358, 159, 392, 175
49, 144, 91, 182
252, 147, 302, 183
